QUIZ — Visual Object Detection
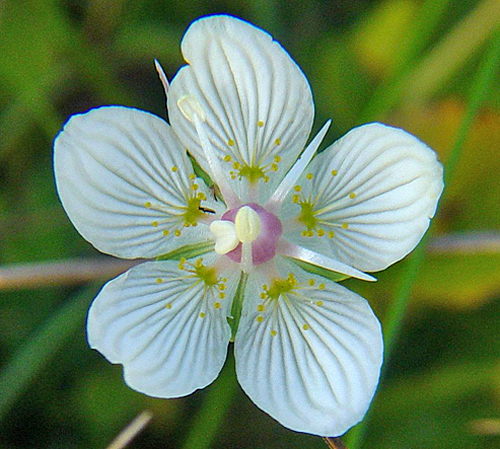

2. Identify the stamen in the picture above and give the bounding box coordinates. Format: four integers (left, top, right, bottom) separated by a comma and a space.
266, 120, 331, 210
178, 96, 239, 208
154, 59, 169, 95
210, 220, 239, 254
177, 95, 206, 122
278, 241, 376, 282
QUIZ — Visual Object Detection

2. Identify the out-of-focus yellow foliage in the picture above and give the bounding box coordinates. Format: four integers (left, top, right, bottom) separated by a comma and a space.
350, 0, 418, 76
347, 251, 500, 312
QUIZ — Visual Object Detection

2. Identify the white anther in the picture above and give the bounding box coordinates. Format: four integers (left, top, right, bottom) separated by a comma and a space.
210, 220, 239, 254
235, 206, 261, 243
177, 95, 206, 123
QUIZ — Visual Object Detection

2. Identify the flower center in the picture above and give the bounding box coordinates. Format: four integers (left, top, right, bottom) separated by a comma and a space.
210, 203, 282, 266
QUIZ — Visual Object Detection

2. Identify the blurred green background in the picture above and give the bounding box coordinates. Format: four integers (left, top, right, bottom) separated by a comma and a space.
1, 0, 500, 448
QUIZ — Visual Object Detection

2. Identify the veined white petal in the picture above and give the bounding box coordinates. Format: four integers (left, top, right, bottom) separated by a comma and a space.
279, 240, 376, 282
168, 15, 314, 203
282, 123, 444, 272
54, 106, 223, 259
234, 258, 383, 436
88, 258, 239, 398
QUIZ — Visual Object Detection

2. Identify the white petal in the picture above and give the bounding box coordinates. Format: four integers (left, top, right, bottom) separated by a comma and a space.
88, 258, 239, 397
54, 106, 222, 259
168, 15, 314, 203
282, 123, 444, 272
234, 258, 383, 436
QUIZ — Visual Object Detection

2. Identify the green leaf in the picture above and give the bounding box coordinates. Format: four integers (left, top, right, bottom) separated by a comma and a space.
0, 284, 98, 422
290, 258, 349, 283
155, 241, 214, 261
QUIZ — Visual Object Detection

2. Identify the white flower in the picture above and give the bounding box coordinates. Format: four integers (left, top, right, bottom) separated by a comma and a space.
53, 15, 444, 437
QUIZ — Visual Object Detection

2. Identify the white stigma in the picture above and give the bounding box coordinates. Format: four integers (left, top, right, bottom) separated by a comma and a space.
235, 206, 261, 243
210, 206, 262, 256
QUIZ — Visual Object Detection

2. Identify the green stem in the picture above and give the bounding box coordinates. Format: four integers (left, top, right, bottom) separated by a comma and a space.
229, 272, 248, 342
180, 352, 238, 449
0, 284, 98, 422
180, 270, 247, 449
404, 0, 500, 106
347, 24, 500, 449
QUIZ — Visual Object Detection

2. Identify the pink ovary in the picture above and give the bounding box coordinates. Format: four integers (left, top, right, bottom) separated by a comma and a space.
221, 203, 283, 265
